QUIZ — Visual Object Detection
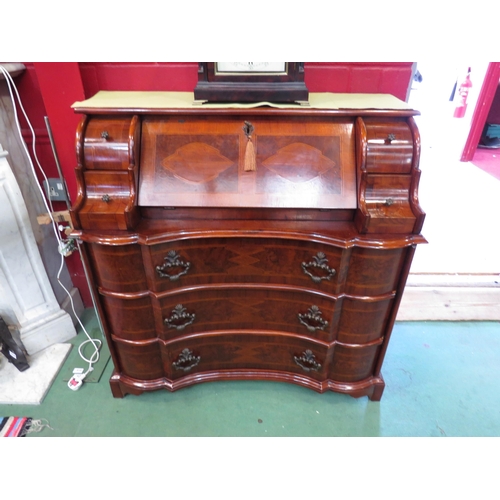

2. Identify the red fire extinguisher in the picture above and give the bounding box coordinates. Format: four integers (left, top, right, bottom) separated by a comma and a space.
453, 67, 472, 118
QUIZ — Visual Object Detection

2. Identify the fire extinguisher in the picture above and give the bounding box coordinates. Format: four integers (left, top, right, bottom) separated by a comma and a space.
453, 67, 472, 118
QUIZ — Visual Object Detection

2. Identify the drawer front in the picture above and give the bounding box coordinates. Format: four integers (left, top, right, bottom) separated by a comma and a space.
163, 333, 329, 381
364, 118, 413, 174
138, 115, 357, 209
329, 343, 381, 382
101, 295, 156, 341
345, 247, 406, 296
148, 237, 342, 293
83, 116, 136, 170
113, 340, 164, 381
362, 174, 417, 234
336, 296, 393, 344
79, 171, 136, 230
88, 243, 147, 294
159, 287, 337, 341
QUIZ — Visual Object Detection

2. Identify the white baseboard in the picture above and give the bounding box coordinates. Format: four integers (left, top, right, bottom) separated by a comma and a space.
398, 274, 500, 321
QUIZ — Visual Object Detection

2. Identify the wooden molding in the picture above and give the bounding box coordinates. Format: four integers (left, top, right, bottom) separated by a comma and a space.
399, 273, 500, 321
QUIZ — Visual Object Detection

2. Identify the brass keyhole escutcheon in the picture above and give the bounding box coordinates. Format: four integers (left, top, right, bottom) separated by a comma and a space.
243, 121, 254, 138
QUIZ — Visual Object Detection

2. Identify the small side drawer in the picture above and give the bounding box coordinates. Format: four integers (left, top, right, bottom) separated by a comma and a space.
364, 118, 413, 174
361, 174, 417, 234
78, 171, 138, 230
83, 116, 139, 170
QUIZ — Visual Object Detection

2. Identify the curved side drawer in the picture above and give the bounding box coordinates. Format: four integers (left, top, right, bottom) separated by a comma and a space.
113, 339, 164, 381
345, 246, 406, 296
101, 295, 156, 341
364, 118, 414, 174
88, 243, 147, 293
336, 295, 394, 344
83, 116, 138, 170
329, 342, 381, 383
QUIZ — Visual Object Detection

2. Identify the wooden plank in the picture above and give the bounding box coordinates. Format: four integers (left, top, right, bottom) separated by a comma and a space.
398, 284, 500, 321
407, 273, 500, 288
37, 210, 72, 225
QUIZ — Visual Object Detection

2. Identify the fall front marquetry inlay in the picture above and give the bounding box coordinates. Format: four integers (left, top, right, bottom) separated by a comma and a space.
162, 142, 235, 184
261, 143, 336, 183
138, 117, 357, 208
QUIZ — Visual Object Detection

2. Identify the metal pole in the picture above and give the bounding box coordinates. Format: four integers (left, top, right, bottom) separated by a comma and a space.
43, 115, 105, 339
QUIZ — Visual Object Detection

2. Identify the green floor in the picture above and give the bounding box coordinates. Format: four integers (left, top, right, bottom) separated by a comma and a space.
3, 310, 500, 437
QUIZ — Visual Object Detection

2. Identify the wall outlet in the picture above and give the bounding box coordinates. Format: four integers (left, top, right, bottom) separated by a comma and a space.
43, 178, 68, 201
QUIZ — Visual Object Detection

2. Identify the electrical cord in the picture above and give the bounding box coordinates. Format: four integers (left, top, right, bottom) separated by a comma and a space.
0, 65, 101, 384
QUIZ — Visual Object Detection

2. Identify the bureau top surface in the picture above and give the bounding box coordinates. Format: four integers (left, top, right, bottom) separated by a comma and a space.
72, 91, 418, 116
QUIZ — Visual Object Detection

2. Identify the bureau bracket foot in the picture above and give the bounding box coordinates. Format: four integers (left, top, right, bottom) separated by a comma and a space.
369, 378, 385, 401
110, 370, 153, 398
110, 371, 126, 398
351, 376, 384, 401
330, 375, 385, 401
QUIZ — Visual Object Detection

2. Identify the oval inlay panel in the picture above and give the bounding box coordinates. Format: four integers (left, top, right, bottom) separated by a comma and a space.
162, 143, 234, 184
262, 143, 336, 183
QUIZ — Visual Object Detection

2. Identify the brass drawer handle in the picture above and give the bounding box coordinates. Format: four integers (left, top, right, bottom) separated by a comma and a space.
156, 250, 191, 281
164, 304, 195, 330
101, 194, 111, 203
101, 130, 109, 140
298, 305, 329, 332
301, 252, 336, 283
172, 348, 200, 372
294, 350, 322, 372
386, 133, 396, 144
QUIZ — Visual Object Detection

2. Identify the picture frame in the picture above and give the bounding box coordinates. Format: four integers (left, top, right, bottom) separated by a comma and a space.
194, 62, 309, 104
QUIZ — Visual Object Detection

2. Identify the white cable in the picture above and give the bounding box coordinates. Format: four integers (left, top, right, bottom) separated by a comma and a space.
57, 251, 101, 377
0, 64, 101, 379
0, 66, 59, 239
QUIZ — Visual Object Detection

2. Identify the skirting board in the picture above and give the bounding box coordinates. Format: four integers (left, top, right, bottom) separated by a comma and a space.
398, 274, 500, 321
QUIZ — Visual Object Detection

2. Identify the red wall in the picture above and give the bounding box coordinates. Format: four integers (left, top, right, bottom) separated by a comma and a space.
77, 62, 413, 99
16, 62, 414, 306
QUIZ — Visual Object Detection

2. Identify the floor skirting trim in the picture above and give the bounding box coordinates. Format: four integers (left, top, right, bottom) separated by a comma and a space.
399, 274, 500, 321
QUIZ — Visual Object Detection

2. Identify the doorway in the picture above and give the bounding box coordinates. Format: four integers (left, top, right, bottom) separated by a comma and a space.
408, 62, 491, 160
399, 62, 500, 320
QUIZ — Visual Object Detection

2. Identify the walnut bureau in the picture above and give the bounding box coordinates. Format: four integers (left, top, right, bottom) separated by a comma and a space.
70, 92, 425, 401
